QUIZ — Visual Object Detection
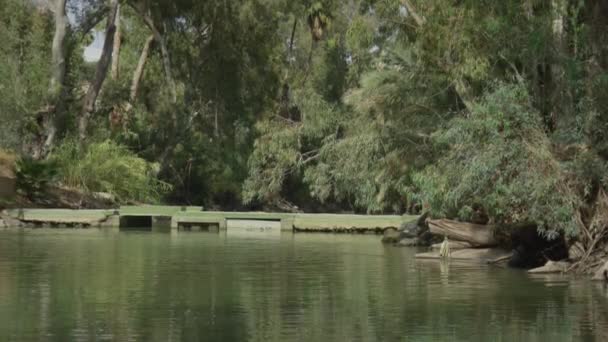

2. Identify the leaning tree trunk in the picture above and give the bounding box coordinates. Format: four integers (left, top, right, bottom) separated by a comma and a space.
78, 0, 119, 145
110, 3, 121, 80
129, 2, 178, 168
130, 2, 177, 104
121, 33, 154, 115
130, 34, 155, 103
157, 23, 177, 104
32, 0, 68, 159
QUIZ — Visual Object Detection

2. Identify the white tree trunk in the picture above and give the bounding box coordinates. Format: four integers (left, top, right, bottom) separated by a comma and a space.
550, 0, 571, 132
78, 0, 120, 144
111, 4, 121, 80
49, 0, 67, 98
34, 0, 67, 159
130, 35, 155, 103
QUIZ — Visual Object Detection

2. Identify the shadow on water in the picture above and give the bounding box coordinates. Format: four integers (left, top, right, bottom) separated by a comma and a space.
0, 230, 606, 341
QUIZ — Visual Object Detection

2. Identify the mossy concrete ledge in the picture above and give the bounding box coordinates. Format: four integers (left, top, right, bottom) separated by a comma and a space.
1, 209, 118, 228
293, 213, 417, 233
2, 206, 416, 233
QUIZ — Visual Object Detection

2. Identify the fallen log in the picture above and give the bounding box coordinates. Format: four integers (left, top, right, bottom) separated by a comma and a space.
428, 219, 497, 247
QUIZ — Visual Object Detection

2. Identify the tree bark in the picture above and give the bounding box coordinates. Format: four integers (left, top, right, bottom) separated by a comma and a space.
111, 3, 121, 80
78, 0, 120, 145
130, 34, 155, 103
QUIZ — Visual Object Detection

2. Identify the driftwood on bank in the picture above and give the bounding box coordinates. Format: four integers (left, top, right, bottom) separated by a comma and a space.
528, 260, 571, 274
416, 248, 511, 262
428, 219, 497, 247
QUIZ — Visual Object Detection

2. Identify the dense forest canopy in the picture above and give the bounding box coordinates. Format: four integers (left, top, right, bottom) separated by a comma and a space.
2, 0, 608, 238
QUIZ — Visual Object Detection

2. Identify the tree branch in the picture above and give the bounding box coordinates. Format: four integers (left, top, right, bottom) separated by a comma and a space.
401, 0, 425, 27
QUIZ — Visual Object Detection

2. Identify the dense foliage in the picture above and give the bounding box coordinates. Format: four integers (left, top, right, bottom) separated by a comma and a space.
2, 0, 608, 237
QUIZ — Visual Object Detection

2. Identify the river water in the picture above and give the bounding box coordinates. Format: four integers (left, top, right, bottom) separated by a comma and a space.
0, 228, 606, 341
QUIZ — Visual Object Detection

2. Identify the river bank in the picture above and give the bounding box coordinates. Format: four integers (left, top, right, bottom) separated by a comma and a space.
381, 214, 608, 281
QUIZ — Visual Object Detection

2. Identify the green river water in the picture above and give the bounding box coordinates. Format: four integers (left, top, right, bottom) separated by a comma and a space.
0, 228, 606, 341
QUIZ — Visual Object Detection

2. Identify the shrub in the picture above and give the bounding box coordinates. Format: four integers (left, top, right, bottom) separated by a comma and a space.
52, 140, 171, 203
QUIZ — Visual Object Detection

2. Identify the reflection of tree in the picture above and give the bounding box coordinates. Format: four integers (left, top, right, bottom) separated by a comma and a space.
569, 282, 608, 341
0, 231, 606, 341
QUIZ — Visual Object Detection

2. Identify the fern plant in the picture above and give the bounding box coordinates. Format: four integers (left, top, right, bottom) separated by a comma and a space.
15, 158, 58, 201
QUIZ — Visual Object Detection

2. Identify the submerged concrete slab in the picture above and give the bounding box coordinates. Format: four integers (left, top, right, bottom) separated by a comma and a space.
172, 211, 294, 231
226, 219, 281, 231
4, 209, 113, 224
120, 205, 200, 217
293, 214, 412, 232
226, 219, 282, 238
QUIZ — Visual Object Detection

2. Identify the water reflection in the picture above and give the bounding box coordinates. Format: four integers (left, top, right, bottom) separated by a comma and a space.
0, 229, 606, 341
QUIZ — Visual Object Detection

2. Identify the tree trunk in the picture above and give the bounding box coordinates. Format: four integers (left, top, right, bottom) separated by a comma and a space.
130, 3, 177, 104
78, 0, 119, 145
32, 0, 67, 159
129, 34, 155, 103
111, 4, 121, 80
289, 17, 297, 56
158, 23, 177, 104
49, 0, 67, 99
549, 0, 571, 133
